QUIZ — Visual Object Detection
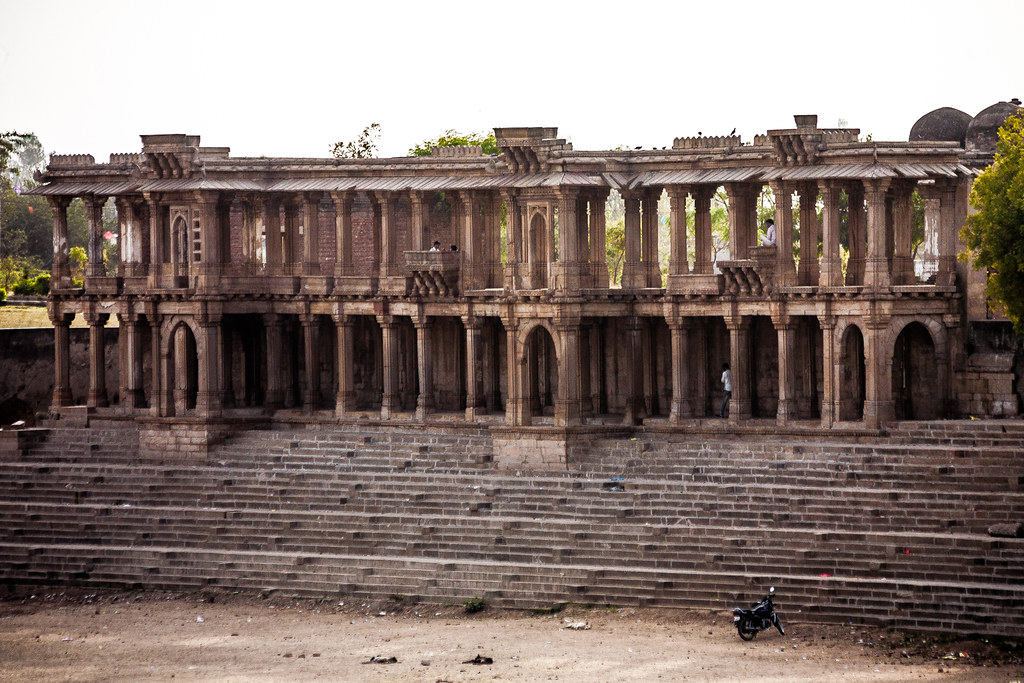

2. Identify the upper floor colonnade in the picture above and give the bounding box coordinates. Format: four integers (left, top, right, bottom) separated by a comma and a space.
33, 118, 972, 302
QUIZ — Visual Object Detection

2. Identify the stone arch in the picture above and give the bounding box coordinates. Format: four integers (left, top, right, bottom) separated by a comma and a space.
518, 321, 559, 422
528, 210, 548, 288
837, 320, 865, 421
890, 318, 945, 420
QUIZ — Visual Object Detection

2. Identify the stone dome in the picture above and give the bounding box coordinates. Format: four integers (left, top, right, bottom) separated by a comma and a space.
966, 100, 1022, 153
909, 107, 972, 146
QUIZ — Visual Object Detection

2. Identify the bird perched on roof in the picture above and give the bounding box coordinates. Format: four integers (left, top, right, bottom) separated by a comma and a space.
730, 128, 736, 135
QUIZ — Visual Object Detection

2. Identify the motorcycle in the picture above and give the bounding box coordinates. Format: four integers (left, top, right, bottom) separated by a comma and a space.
732, 586, 785, 641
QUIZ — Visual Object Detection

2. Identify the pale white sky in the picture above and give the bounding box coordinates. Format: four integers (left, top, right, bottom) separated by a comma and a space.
1, 0, 1020, 162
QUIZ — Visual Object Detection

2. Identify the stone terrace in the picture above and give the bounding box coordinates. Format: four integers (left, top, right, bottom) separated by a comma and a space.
1, 420, 1022, 636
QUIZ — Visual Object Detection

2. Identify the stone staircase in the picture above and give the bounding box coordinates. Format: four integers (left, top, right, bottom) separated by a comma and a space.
1, 418, 1022, 635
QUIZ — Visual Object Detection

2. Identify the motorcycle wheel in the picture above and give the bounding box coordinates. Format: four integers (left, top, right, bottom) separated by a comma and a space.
773, 614, 785, 636
737, 619, 758, 641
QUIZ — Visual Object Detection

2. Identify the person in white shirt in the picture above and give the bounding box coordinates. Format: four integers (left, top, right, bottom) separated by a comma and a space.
760, 219, 776, 246
717, 362, 732, 418
429, 240, 441, 252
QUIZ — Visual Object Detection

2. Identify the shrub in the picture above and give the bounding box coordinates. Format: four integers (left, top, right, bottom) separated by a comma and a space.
463, 596, 486, 613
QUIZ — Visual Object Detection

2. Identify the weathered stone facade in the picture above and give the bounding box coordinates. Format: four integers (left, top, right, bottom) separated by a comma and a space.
29, 109, 1021, 464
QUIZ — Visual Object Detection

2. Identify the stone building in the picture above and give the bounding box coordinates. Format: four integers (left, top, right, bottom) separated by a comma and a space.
30, 106, 1021, 465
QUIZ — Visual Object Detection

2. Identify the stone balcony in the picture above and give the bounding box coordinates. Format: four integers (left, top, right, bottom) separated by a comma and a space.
719, 246, 777, 297
405, 250, 461, 297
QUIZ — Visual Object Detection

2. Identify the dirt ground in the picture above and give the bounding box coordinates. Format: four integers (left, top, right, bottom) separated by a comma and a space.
1, 589, 1021, 682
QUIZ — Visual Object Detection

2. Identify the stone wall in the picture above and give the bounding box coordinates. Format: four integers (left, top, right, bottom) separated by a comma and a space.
0, 327, 119, 423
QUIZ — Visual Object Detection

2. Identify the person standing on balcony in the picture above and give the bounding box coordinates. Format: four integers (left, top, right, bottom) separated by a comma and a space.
429, 241, 441, 252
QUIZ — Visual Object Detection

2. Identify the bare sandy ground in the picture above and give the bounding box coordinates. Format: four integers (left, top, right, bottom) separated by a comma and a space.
1, 590, 1021, 682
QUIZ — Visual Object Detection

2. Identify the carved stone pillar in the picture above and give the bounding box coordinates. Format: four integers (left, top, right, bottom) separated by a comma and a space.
503, 317, 526, 425
463, 316, 484, 420
283, 199, 301, 275
588, 192, 608, 287
773, 313, 796, 424
818, 315, 837, 427
84, 309, 109, 408
302, 192, 322, 276
641, 189, 661, 287
197, 193, 221, 288
668, 315, 694, 422
818, 181, 843, 287
797, 183, 820, 286
623, 317, 644, 425
725, 183, 755, 260
863, 179, 892, 289
621, 192, 642, 288
725, 314, 752, 421
554, 319, 582, 426
769, 180, 797, 285
333, 313, 354, 416
196, 311, 223, 418
330, 191, 353, 278
556, 189, 581, 292
301, 313, 320, 413
667, 186, 690, 277
502, 192, 521, 291
119, 309, 145, 410
863, 315, 893, 429
378, 315, 399, 419
891, 182, 915, 285
937, 181, 958, 286
145, 193, 163, 287
845, 185, 866, 286
84, 195, 107, 278
47, 196, 73, 289
264, 314, 285, 411
262, 196, 283, 274
693, 186, 714, 275
49, 310, 74, 408
414, 317, 434, 420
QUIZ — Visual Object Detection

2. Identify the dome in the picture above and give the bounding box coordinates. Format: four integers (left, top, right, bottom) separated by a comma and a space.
909, 107, 972, 146
966, 100, 1022, 153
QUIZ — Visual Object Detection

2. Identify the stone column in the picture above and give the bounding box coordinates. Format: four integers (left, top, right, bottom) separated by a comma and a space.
283, 199, 302, 275
262, 196, 283, 275
667, 186, 690, 277
693, 319, 709, 416
49, 310, 74, 408
197, 193, 221, 288
725, 314, 752, 421
587, 323, 603, 415
891, 182, 914, 285
414, 316, 434, 420
623, 316, 644, 425
641, 189, 661, 287
119, 309, 145, 410
588, 192, 608, 287
47, 196, 72, 289
333, 313, 355, 416
368, 194, 383, 286
302, 192, 322, 276
409, 191, 426, 252
773, 313, 796, 424
463, 316, 484, 420
692, 186, 714, 275
725, 184, 755, 260
148, 312, 165, 416
330, 192, 353, 278
818, 181, 843, 287
797, 183, 820, 286
301, 313, 320, 413
196, 310, 223, 418
84, 309, 109, 408
818, 315, 837, 427
145, 193, 163, 287
937, 181, 958, 286
84, 195, 107, 278
263, 313, 285, 411
554, 319, 582, 426
863, 315, 893, 429
863, 179, 892, 290
556, 189, 580, 292
769, 181, 797, 285
115, 198, 134, 277
621, 192, 642, 288
378, 314, 399, 419
845, 185, 866, 286
503, 317, 526, 425
668, 315, 694, 422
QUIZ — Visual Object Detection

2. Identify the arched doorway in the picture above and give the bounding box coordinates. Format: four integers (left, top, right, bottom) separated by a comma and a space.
525, 325, 558, 420
528, 211, 548, 289
839, 324, 865, 421
893, 322, 941, 420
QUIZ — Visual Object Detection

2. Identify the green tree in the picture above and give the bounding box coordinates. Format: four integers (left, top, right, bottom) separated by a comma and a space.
409, 130, 499, 157
331, 123, 381, 159
961, 109, 1024, 330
